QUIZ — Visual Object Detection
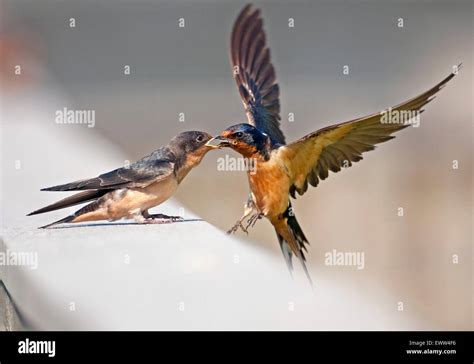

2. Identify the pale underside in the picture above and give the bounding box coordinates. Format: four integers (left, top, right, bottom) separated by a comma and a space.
71, 176, 179, 223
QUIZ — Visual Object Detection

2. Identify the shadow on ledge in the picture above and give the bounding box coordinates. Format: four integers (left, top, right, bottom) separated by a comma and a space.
44, 218, 204, 230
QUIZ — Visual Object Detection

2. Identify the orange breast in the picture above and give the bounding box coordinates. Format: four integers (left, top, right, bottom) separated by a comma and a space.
248, 156, 290, 218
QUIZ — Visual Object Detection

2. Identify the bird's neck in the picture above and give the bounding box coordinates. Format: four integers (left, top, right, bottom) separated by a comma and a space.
175, 149, 208, 183
231, 134, 271, 160
253, 134, 271, 161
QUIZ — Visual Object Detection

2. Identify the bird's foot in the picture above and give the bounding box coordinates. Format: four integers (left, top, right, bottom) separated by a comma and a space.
143, 214, 184, 224
226, 220, 248, 235
226, 196, 258, 234
245, 213, 263, 230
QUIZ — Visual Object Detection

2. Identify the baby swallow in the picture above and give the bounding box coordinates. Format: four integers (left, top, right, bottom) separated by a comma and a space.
29, 131, 216, 228
207, 4, 460, 282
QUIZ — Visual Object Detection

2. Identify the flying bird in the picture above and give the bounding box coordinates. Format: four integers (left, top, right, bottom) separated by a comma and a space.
207, 4, 460, 283
28, 131, 216, 228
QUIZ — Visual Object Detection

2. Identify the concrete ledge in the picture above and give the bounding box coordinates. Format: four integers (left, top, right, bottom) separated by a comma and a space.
1, 209, 434, 330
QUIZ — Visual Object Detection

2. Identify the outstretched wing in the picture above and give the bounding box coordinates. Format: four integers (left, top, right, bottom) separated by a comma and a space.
42, 149, 175, 191
277, 67, 459, 197
230, 4, 285, 145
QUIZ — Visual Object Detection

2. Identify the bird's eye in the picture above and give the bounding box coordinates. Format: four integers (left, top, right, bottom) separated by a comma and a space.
196, 135, 204, 142
235, 132, 243, 138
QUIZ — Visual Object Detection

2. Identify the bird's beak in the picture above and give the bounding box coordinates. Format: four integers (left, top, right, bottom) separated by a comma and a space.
205, 136, 231, 149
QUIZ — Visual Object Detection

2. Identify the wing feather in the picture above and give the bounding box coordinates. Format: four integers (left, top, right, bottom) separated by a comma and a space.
42, 149, 176, 191
230, 5, 286, 145
277, 67, 460, 197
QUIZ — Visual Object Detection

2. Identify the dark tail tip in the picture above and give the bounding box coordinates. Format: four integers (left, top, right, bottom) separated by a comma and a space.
27, 208, 48, 216
41, 184, 71, 191
41, 187, 58, 191
297, 254, 314, 288
38, 215, 75, 229
27, 209, 41, 216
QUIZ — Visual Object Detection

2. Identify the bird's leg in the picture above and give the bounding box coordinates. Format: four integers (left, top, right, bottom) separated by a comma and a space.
227, 196, 256, 234
227, 215, 250, 235
138, 210, 184, 224
245, 212, 263, 230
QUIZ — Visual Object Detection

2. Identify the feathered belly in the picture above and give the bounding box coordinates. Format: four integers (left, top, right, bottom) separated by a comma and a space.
71, 177, 179, 223
104, 177, 178, 219
248, 159, 290, 218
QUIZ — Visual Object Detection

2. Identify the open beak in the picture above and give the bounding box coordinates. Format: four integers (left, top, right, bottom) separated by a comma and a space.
205, 136, 231, 149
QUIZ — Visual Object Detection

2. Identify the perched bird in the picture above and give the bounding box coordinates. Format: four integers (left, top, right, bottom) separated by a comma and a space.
28, 131, 216, 228
207, 4, 460, 282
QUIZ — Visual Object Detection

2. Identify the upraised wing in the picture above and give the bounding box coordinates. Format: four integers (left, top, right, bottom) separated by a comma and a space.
230, 4, 285, 145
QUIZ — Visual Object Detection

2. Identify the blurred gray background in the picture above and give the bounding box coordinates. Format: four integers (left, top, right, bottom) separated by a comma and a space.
1, 0, 472, 329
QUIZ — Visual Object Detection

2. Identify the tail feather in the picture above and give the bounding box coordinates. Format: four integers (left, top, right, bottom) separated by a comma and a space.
28, 190, 109, 216
275, 204, 313, 286
29, 189, 110, 229
296, 250, 313, 287
37, 197, 106, 229
276, 233, 294, 274
39, 215, 75, 229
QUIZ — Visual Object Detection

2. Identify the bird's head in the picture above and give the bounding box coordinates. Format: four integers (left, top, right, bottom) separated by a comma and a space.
170, 131, 215, 161
167, 131, 217, 182
206, 123, 270, 158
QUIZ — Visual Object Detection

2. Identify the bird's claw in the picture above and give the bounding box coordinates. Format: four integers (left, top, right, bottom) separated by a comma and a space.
227, 213, 262, 234
245, 213, 263, 230
226, 220, 248, 235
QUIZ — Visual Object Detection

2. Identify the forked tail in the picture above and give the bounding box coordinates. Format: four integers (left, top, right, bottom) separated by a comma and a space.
275, 204, 312, 286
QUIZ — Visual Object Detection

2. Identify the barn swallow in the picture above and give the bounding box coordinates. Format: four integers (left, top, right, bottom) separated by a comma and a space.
28, 131, 216, 228
207, 4, 460, 283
